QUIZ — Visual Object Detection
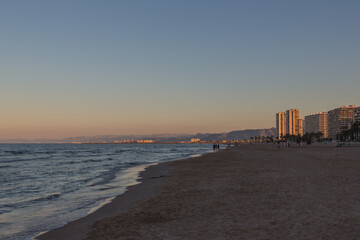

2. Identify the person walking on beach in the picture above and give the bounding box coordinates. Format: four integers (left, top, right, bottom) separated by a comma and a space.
212, 144, 220, 152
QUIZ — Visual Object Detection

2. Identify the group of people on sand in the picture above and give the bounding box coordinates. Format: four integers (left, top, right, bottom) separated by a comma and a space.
213, 144, 220, 152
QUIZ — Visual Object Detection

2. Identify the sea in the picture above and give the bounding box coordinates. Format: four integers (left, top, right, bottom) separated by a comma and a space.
0, 143, 211, 240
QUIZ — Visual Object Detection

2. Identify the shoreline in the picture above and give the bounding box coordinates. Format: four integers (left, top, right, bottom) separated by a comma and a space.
37, 143, 360, 239
32, 162, 156, 240
86, 144, 360, 239
35, 151, 212, 240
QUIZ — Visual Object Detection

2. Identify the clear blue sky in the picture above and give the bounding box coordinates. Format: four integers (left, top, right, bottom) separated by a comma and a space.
1, 0, 359, 139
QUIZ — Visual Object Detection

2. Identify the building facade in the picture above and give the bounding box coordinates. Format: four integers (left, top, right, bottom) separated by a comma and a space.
276, 112, 286, 139
304, 112, 328, 138
286, 109, 302, 136
296, 118, 303, 136
327, 105, 358, 139
354, 107, 360, 123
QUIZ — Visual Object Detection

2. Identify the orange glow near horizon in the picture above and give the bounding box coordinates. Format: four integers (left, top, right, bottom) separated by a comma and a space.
1, 1, 360, 139
0, 118, 274, 139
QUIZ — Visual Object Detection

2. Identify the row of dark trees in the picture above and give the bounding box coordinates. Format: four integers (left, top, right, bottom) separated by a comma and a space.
249, 133, 325, 143
280, 132, 324, 143
336, 121, 360, 142
246, 121, 360, 143
249, 135, 275, 143
278, 121, 360, 143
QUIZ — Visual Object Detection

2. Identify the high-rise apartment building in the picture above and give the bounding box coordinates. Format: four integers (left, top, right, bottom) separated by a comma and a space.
304, 112, 328, 138
327, 105, 358, 139
296, 118, 303, 136
276, 112, 286, 139
354, 107, 360, 123
286, 109, 302, 136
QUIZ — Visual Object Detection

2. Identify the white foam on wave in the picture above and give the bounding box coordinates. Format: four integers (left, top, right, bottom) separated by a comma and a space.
87, 196, 115, 215
86, 163, 158, 216
30, 230, 49, 240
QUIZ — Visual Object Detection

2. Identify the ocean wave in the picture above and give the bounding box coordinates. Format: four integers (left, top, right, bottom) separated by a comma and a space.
127, 162, 139, 165
0, 209, 10, 214
63, 150, 78, 155
0, 165, 11, 169
1, 193, 61, 209
88, 167, 124, 187
98, 186, 116, 191
4, 150, 32, 155
82, 159, 106, 164
45, 193, 61, 200
114, 149, 131, 154
34, 151, 57, 154
0, 157, 50, 164
74, 149, 103, 154
89, 149, 103, 154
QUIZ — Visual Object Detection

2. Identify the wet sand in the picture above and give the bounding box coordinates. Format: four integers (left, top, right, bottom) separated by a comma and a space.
39, 144, 360, 240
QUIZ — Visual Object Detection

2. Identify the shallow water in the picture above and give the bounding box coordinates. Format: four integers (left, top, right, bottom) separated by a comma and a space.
0, 143, 210, 240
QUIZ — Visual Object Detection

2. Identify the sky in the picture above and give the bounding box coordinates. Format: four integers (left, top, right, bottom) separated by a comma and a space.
1, 0, 360, 139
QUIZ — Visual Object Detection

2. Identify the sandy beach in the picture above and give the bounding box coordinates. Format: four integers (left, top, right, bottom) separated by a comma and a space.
38, 143, 360, 240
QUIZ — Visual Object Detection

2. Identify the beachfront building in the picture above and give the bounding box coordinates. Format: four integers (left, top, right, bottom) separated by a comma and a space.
354, 107, 360, 123
304, 112, 328, 138
276, 112, 286, 139
286, 109, 298, 135
286, 109, 302, 136
296, 118, 303, 136
136, 140, 154, 143
328, 105, 358, 139
190, 138, 201, 143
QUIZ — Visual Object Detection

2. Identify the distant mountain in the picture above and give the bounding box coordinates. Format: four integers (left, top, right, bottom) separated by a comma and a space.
191, 128, 277, 141
59, 134, 194, 143
0, 134, 193, 143
0, 128, 276, 143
